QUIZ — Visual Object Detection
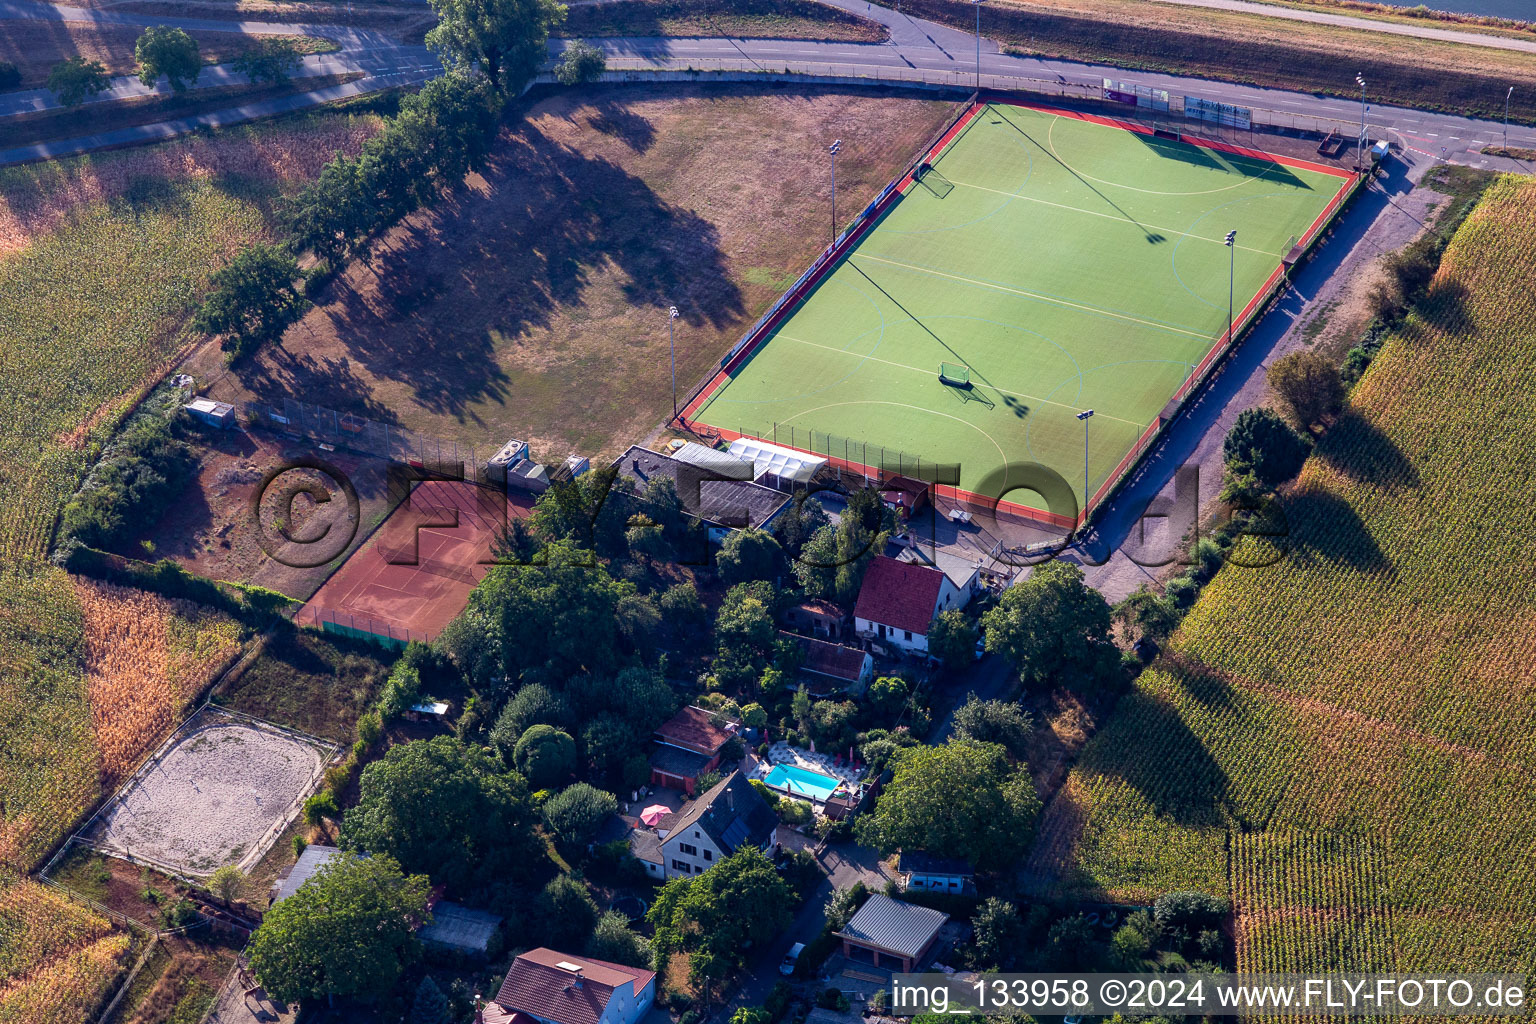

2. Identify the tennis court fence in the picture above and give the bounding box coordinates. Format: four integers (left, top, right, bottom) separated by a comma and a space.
242, 398, 494, 479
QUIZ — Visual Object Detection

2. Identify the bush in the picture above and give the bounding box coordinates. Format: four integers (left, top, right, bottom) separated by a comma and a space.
303, 790, 339, 825
208, 865, 246, 902
542, 782, 619, 851
1153, 890, 1229, 930
0, 61, 20, 89
554, 39, 607, 85
1222, 407, 1309, 487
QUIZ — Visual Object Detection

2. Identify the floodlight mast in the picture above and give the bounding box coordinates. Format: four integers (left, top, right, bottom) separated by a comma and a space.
1076, 409, 1094, 517
1356, 74, 1368, 165
1225, 230, 1237, 357
828, 139, 842, 246
668, 306, 680, 421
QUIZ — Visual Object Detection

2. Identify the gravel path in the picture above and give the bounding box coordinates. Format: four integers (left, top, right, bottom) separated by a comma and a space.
87, 709, 332, 879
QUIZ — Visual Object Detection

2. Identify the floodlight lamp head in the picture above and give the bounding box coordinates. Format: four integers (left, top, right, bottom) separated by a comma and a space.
829, 140, 842, 154
1077, 409, 1094, 421
669, 306, 679, 320
1225, 230, 1237, 245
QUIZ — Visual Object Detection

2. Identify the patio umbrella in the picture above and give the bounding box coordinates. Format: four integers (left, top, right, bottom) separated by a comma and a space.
640, 804, 670, 828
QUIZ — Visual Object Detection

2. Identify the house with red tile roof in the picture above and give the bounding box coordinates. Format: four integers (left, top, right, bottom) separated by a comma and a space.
480, 949, 656, 1024
852, 556, 967, 656
649, 705, 741, 795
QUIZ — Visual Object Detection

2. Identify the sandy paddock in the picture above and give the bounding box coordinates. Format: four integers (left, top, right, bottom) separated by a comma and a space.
84, 707, 335, 879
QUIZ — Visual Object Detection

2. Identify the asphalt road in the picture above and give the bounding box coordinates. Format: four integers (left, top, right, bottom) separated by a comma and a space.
6, 0, 1535, 166
1147, 0, 1536, 55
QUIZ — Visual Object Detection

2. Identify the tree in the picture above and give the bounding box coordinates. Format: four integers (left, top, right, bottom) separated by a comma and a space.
439, 541, 633, 693
772, 492, 830, 554
625, 513, 666, 564
793, 502, 888, 608
714, 583, 778, 689
410, 976, 453, 1024
1267, 350, 1345, 429
970, 897, 1024, 970
1222, 407, 1309, 488
824, 883, 868, 930
232, 37, 302, 85
554, 38, 606, 85
1113, 585, 1180, 645
855, 740, 1041, 870
47, 56, 109, 107
0, 61, 19, 90
208, 864, 246, 902
868, 676, 909, 718
543, 782, 618, 850
1044, 914, 1098, 971
340, 736, 539, 894
717, 528, 783, 586
512, 723, 576, 789
648, 848, 792, 996
490, 683, 569, 757
426, 0, 566, 92
247, 852, 430, 1004
950, 694, 1033, 760
1153, 891, 1228, 931
982, 560, 1120, 696
534, 873, 600, 949
135, 26, 201, 92
740, 702, 768, 731
191, 243, 309, 360
927, 609, 977, 669
587, 909, 651, 968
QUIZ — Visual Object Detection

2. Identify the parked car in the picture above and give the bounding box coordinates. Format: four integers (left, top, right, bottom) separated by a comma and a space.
779, 942, 806, 975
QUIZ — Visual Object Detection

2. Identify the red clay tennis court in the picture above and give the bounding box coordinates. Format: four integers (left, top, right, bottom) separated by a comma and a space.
299, 479, 533, 645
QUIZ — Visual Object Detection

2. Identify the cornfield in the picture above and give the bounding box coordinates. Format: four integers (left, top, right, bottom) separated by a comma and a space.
0, 875, 129, 1024
1029, 174, 1536, 982
0, 104, 367, 871
75, 579, 244, 781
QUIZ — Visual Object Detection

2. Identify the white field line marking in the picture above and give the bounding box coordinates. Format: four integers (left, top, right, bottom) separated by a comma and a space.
849, 251, 1217, 342
774, 332, 1147, 428
940, 177, 1287, 259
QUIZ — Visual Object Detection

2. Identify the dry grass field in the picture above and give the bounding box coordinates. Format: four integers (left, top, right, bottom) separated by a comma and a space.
0, 24, 330, 90
194, 85, 960, 458
891, 0, 1536, 122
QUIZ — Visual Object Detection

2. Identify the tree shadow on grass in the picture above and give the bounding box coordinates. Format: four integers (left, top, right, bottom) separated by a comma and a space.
582, 98, 657, 154
241, 345, 404, 424
311, 125, 744, 419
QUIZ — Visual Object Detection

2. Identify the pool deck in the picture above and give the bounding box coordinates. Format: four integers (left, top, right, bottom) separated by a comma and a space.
756, 742, 868, 794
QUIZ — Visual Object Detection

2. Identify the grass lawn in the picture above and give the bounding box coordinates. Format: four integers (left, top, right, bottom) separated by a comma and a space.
219, 626, 393, 745
193, 85, 960, 460
561, 0, 887, 42
693, 101, 1350, 517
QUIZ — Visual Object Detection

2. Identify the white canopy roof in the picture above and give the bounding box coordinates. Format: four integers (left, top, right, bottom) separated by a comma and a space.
727, 437, 827, 485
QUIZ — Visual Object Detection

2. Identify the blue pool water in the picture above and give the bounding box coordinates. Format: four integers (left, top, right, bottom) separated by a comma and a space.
763, 764, 844, 801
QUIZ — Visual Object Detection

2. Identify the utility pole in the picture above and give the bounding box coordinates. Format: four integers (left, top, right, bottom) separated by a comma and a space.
1506, 86, 1515, 152
828, 139, 842, 246
668, 306, 680, 422
1076, 409, 1094, 516
972, 0, 984, 90
1225, 230, 1237, 350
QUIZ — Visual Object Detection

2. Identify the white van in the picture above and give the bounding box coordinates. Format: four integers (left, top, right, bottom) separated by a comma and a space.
779, 942, 806, 975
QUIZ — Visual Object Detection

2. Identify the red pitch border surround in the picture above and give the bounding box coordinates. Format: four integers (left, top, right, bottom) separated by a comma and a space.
682, 97, 1361, 531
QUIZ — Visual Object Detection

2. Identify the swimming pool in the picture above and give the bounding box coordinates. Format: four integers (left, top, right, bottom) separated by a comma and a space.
763, 763, 844, 802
